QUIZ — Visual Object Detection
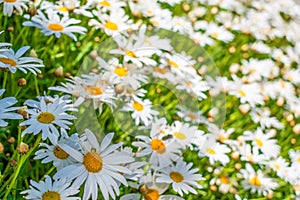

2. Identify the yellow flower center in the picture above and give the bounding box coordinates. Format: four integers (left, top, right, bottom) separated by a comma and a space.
144, 189, 160, 200
169, 171, 184, 183
104, 21, 118, 30
220, 175, 229, 184
153, 67, 167, 74
0, 58, 17, 66
132, 101, 144, 111
53, 146, 69, 160
99, 0, 111, 6
151, 139, 166, 154
3, 0, 16, 2
83, 152, 103, 173
86, 86, 103, 96
249, 176, 261, 186
218, 134, 228, 143
37, 112, 56, 124
168, 60, 178, 68
206, 148, 216, 155
48, 24, 64, 32
297, 157, 300, 163
274, 164, 280, 170
187, 113, 197, 120
114, 67, 128, 77
255, 138, 263, 147
58, 7, 68, 12
42, 191, 61, 200
211, 32, 219, 38
238, 89, 246, 97
125, 50, 136, 58
173, 132, 186, 140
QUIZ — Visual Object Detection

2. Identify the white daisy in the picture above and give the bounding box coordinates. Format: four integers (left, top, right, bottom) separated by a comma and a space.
239, 163, 278, 196
34, 131, 80, 170
197, 135, 231, 165
133, 135, 181, 168
21, 175, 80, 200
0, 46, 44, 74
0, 0, 28, 16
121, 171, 184, 200
23, 9, 87, 41
0, 89, 23, 127
156, 159, 205, 196
169, 121, 203, 148
54, 129, 134, 200
243, 128, 280, 158
20, 98, 75, 143
123, 96, 158, 126
89, 9, 131, 37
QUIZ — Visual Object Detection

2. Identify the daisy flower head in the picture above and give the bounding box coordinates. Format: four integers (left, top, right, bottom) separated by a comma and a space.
89, 9, 132, 37
197, 135, 231, 165
110, 34, 159, 68
156, 159, 205, 196
169, 121, 203, 148
121, 171, 184, 200
21, 175, 80, 200
243, 128, 280, 158
133, 134, 182, 168
0, 89, 23, 127
123, 96, 159, 126
289, 150, 300, 168
0, 0, 29, 17
23, 9, 87, 41
54, 129, 134, 200
20, 98, 75, 143
0, 46, 44, 74
34, 130, 80, 170
239, 163, 278, 196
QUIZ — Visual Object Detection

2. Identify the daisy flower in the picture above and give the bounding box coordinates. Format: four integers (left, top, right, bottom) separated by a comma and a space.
0, 0, 28, 16
243, 128, 280, 158
0, 89, 23, 127
110, 34, 159, 67
239, 163, 278, 196
289, 150, 300, 168
0, 46, 44, 74
121, 171, 184, 200
34, 130, 80, 170
197, 135, 231, 165
169, 121, 203, 148
54, 129, 134, 200
133, 134, 181, 168
268, 157, 289, 179
89, 9, 131, 37
156, 159, 205, 196
23, 9, 87, 41
123, 96, 158, 126
21, 175, 80, 200
20, 98, 75, 143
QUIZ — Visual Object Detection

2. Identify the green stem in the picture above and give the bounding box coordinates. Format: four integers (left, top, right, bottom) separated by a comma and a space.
2, 134, 42, 200
2, 72, 8, 89
34, 76, 40, 96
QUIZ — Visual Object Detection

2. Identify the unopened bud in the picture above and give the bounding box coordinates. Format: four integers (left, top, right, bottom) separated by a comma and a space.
210, 185, 217, 191
7, 137, 15, 144
9, 160, 17, 167
114, 84, 124, 94
65, 72, 71, 79
235, 163, 242, 170
7, 26, 14, 32
54, 66, 63, 77
17, 142, 29, 154
0, 142, 4, 154
231, 151, 240, 160
18, 78, 27, 87
17, 106, 28, 118
30, 49, 38, 58
293, 124, 300, 135
239, 104, 250, 114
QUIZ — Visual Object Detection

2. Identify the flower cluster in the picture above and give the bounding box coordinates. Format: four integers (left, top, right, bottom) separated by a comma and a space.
0, 0, 300, 199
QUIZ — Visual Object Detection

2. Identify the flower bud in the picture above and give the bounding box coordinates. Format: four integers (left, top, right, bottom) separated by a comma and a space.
18, 78, 27, 87
54, 66, 63, 77
17, 142, 29, 154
